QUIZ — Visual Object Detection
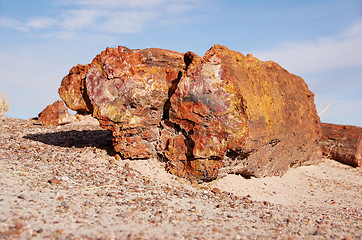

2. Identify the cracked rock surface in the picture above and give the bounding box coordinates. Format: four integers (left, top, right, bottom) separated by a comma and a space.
59, 44, 321, 181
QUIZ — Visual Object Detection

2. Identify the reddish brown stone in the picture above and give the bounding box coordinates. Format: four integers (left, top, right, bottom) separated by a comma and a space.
38, 100, 71, 126
48, 177, 61, 184
85, 46, 186, 160
320, 122, 362, 167
59, 64, 92, 114
168, 45, 321, 180
59, 45, 321, 181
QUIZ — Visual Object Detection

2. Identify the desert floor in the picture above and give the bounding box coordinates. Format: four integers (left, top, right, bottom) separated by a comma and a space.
0, 116, 361, 239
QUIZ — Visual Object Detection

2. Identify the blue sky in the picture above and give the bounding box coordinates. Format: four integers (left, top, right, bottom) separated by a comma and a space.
0, 0, 361, 126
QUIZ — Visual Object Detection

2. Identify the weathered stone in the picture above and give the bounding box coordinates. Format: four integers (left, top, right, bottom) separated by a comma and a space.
59, 45, 321, 181
85, 46, 186, 159
167, 45, 321, 180
320, 122, 362, 167
38, 100, 71, 126
59, 64, 92, 114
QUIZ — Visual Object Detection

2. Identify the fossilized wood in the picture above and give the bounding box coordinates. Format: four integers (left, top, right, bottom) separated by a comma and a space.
320, 122, 362, 167
59, 45, 322, 181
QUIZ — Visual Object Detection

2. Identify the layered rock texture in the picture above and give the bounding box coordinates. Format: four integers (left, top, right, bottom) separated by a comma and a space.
59, 45, 321, 181
320, 123, 362, 167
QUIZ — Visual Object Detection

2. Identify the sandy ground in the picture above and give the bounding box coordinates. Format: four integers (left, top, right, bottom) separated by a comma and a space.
128, 157, 362, 208
0, 116, 361, 239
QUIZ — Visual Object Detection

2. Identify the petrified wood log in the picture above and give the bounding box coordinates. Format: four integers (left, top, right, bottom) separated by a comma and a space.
320, 122, 362, 167
59, 45, 322, 181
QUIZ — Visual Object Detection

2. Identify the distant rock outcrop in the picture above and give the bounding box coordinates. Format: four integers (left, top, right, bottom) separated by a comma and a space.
320, 123, 362, 167
38, 100, 71, 126
59, 45, 322, 181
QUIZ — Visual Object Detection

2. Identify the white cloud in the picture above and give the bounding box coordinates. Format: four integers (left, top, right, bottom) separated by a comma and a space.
69, 0, 166, 9
0, 0, 205, 38
60, 9, 99, 30
0, 16, 58, 32
255, 21, 362, 75
343, 20, 362, 37
26, 17, 57, 29
102, 10, 158, 33
0, 16, 30, 32
166, 0, 203, 13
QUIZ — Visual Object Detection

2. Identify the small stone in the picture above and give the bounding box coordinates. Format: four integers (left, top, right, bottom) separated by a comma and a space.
189, 206, 197, 212
190, 179, 199, 188
212, 227, 221, 233
48, 177, 61, 184
211, 187, 222, 195
286, 217, 295, 224
96, 190, 106, 197
17, 194, 26, 200
125, 173, 133, 181
15, 222, 24, 230
109, 158, 116, 165
57, 195, 64, 201
124, 162, 129, 169
115, 154, 121, 160
60, 201, 69, 208
173, 190, 182, 197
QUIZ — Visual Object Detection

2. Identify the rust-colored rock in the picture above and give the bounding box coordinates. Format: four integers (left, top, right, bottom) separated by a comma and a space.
320, 122, 362, 167
59, 45, 321, 181
38, 100, 71, 126
168, 45, 321, 180
85, 46, 186, 159
59, 64, 92, 114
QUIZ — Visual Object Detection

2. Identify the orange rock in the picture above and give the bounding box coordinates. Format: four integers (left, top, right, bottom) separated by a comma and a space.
38, 100, 71, 126
169, 45, 321, 179
85, 46, 185, 160
59, 64, 92, 114
59, 45, 321, 181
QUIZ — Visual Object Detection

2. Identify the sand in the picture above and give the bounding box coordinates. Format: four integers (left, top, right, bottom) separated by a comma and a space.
0, 116, 361, 239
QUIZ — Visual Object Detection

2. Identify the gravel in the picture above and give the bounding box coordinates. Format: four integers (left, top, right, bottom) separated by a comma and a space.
0, 116, 361, 239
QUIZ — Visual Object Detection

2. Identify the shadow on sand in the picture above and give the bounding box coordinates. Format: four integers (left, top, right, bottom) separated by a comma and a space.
23, 129, 115, 155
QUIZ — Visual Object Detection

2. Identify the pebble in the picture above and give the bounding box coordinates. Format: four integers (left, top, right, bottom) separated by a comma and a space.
48, 177, 61, 184
211, 187, 222, 195
17, 194, 26, 200
115, 154, 121, 161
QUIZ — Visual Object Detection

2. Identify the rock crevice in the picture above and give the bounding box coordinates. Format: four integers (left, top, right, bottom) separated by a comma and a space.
157, 51, 220, 181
